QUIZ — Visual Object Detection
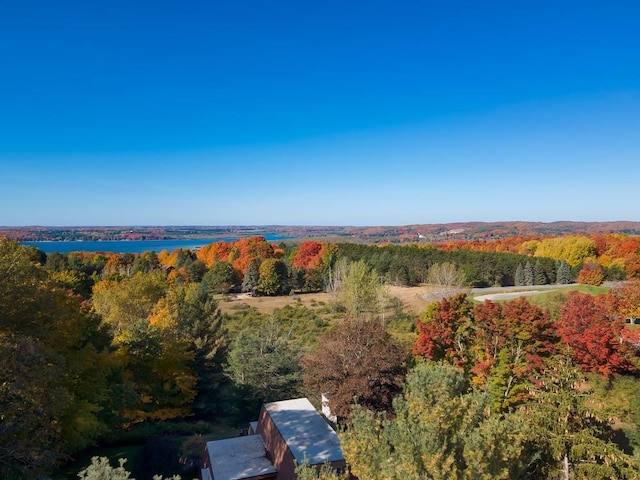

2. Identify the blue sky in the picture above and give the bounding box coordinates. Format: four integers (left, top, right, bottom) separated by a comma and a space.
1, 1, 639, 226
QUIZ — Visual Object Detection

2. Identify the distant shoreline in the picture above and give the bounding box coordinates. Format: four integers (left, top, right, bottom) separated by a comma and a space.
4, 221, 640, 246
20, 234, 293, 254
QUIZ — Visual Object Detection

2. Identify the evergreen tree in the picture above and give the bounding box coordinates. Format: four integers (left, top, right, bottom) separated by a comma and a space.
241, 261, 259, 293
225, 320, 303, 405
515, 263, 525, 286
524, 358, 639, 479
523, 261, 534, 286
533, 259, 546, 285
556, 260, 572, 284
340, 363, 533, 480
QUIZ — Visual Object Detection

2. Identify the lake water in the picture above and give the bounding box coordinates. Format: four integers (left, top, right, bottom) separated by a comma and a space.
22, 234, 292, 254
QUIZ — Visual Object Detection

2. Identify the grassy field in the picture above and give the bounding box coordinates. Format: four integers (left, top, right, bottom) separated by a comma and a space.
218, 284, 435, 317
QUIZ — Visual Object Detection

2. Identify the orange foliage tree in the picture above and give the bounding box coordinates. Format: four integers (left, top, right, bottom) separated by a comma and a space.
610, 280, 640, 321
292, 241, 324, 270
577, 261, 605, 285
196, 241, 233, 268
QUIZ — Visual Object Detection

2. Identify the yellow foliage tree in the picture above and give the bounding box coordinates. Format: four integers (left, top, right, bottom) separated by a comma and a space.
533, 235, 597, 267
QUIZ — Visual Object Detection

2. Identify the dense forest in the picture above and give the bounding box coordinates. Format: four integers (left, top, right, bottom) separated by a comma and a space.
2, 232, 640, 479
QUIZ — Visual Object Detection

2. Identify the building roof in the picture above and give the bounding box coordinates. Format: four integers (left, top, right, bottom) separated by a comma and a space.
204, 434, 277, 480
263, 397, 344, 465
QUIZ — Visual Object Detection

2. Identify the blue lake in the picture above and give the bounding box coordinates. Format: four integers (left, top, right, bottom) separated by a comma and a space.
22, 234, 292, 254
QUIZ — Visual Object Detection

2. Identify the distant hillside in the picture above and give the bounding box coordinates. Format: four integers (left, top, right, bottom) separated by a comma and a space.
2, 221, 640, 244
340, 221, 640, 243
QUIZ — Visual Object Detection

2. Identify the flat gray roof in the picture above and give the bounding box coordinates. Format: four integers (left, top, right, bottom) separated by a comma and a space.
264, 398, 344, 465
205, 435, 277, 480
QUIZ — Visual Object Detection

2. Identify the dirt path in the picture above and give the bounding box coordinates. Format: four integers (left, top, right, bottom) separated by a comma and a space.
473, 289, 556, 301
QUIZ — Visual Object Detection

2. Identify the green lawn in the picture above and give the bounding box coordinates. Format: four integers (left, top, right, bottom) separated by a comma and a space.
523, 284, 610, 318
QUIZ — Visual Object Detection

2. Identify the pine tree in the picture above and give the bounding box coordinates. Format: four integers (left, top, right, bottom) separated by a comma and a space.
515, 263, 525, 286
524, 262, 534, 286
242, 260, 259, 293
533, 259, 546, 285
556, 260, 572, 284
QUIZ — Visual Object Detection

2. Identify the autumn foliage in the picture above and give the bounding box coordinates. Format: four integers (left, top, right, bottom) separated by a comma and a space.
413, 294, 474, 368
196, 236, 280, 275
415, 289, 640, 394
557, 291, 637, 378
577, 261, 605, 285
610, 280, 640, 321
302, 318, 407, 419
414, 294, 556, 408
435, 233, 640, 279
292, 241, 325, 270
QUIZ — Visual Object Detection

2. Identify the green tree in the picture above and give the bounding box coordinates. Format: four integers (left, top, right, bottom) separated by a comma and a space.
556, 260, 572, 284
152, 283, 226, 418
92, 272, 200, 423
225, 320, 303, 404
335, 260, 385, 318
341, 362, 533, 480
522, 358, 639, 479
78, 457, 134, 480
0, 239, 114, 478
257, 258, 289, 295
77, 456, 181, 480
523, 261, 534, 286
295, 461, 348, 480
132, 250, 160, 274
514, 263, 525, 286
241, 260, 260, 293
200, 261, 239, 294
92, 271, 168, 343
533, 259, 546, 285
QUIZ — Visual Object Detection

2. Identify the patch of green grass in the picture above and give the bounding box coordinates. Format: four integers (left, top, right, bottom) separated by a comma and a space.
526, 284, 610, 318
572, 284, 610, 295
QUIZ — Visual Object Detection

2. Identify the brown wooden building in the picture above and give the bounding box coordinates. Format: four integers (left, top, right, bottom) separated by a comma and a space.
201, 398, 345, 480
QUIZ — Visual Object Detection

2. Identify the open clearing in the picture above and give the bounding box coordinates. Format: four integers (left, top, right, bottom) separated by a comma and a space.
217, 284, 583, 316
218, 285, 435, 316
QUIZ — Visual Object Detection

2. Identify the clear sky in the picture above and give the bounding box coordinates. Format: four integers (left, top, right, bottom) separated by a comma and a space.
1, 1, 639, 226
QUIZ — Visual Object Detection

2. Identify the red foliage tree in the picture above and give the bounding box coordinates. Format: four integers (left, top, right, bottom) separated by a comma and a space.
413, 293, 474, 368
557, 291, 637, 378
472, 298, 555, 406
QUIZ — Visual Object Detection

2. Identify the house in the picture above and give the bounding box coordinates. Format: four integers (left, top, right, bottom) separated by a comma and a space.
201, 398, 346, 480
